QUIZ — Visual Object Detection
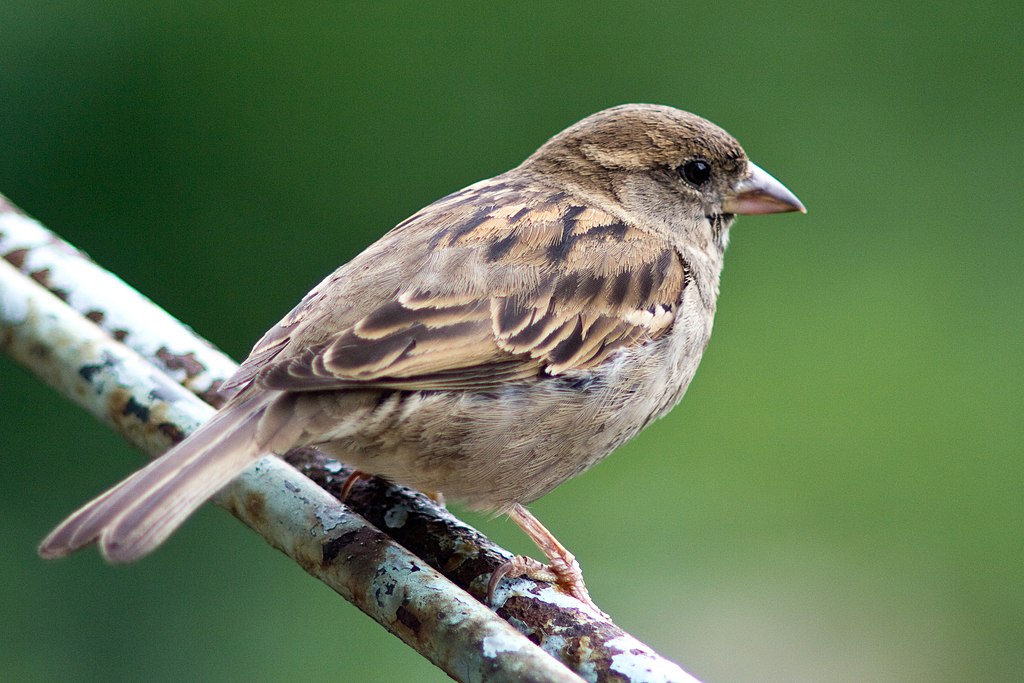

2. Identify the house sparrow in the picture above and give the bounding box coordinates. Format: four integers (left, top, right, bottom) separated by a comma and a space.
39, 104, 805, 609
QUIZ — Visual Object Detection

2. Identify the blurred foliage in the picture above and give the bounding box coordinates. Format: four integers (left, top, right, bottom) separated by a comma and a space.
2, 2, 1022, 682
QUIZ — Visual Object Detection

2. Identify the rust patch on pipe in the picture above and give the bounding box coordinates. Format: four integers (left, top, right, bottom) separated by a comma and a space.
28, 267, 50, 286
27, 267, 69, 301
395, 603, 422, 636
322, 528, 367, 564
157, 422, 186, 444
243, 491, 266, 526
4, 248, 28, 269
155, 346, 206, 378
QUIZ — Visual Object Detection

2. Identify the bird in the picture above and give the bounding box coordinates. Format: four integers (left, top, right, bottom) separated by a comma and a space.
39, 104, 805, 610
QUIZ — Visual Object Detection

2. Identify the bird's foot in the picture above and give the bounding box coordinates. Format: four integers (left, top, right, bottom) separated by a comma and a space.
488, 552, 601, 612
487, 504, 605, 616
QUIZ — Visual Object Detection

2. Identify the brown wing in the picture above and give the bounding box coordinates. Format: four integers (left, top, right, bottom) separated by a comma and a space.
223, 176, 690, 395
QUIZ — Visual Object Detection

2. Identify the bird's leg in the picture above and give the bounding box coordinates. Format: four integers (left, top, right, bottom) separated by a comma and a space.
488, 503, 602, 613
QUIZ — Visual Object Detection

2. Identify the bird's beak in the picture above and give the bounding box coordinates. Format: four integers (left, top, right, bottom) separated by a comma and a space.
723, 162, 806, 215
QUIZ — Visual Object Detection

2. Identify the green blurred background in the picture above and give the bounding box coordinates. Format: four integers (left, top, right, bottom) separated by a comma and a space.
2, 3, 1021, 682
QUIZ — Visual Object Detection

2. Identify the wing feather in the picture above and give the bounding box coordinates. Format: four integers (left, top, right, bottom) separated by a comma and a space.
223, 176, 691, 395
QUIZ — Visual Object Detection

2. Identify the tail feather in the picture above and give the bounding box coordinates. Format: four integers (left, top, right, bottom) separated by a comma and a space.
39, 393, 276, 563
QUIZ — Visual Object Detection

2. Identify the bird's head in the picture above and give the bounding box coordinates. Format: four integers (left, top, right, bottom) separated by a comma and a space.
524, 104, 805, 238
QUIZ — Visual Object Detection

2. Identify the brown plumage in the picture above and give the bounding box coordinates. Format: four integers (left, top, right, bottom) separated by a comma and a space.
39, 104, 805, 607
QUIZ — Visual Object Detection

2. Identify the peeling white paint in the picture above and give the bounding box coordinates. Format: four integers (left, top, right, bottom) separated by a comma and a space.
606, 635, 700, 683
533, 582, 605, 615
314, 502, 348, 533
383, 502, 410, 528
0, 261, 30, 322
482, 630, 530, 658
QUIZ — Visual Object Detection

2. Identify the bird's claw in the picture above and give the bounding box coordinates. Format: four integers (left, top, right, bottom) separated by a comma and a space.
487, 552, 604, 616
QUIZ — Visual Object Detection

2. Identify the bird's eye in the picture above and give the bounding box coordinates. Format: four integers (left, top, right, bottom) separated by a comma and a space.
679, 159, 712, 186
